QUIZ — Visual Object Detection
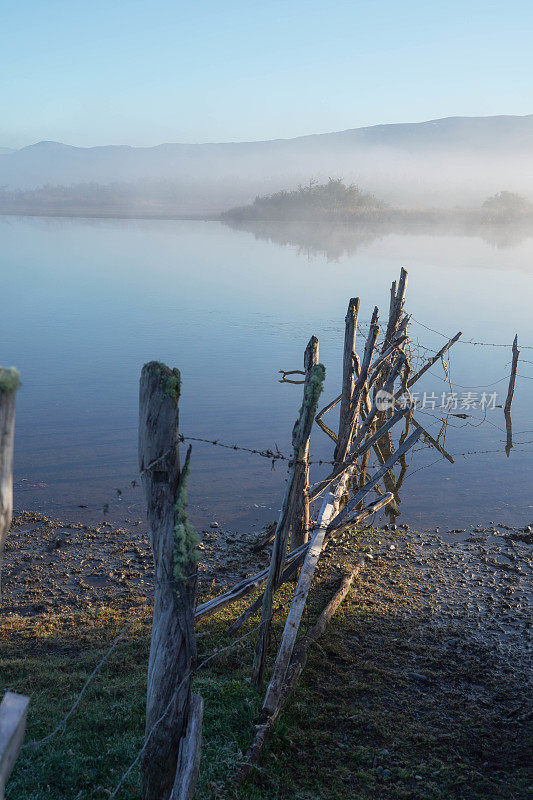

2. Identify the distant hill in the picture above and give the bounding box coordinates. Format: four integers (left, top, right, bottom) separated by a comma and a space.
1, 115, 532, 213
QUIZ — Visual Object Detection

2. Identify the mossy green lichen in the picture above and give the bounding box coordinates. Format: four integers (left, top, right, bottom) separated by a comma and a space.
295, 363, 325, 460
0, 367, 21, 394
161, 367, 181, 405
142, 361, 181, 406
173, 452, 200, 587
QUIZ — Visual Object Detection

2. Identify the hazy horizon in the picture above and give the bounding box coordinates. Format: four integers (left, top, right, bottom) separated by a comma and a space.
1, 114, 533, 211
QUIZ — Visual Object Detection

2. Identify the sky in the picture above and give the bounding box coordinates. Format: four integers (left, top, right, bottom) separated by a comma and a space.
1, 0, 532, 149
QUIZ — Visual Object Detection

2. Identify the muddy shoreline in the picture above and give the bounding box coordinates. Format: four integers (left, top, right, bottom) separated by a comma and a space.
2, 511, 531, 670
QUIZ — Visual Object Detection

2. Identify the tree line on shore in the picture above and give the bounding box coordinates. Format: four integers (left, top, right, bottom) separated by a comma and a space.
222, 179, 533, 223
0, 176, 531, 223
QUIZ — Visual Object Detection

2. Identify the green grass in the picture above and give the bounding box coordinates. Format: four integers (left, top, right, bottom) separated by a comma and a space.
2, 560, 531, 800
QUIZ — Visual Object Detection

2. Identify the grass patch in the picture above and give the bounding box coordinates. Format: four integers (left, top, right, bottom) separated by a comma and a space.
2, 538, 531, 800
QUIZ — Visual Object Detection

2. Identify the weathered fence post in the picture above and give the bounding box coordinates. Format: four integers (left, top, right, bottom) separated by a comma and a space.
0, 368, 20, 598
0, 691, 29, 800
337, 298, 360, 440
139, 362, 202, 800
503, 334, 519, 457
252, 358, 325, 690
289, 336, 319, 552
504, 334, 519, 415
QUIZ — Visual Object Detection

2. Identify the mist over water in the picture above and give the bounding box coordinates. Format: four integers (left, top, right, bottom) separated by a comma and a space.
1, 115, 533, 212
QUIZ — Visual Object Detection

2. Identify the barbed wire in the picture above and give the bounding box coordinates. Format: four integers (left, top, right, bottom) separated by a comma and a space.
178, 433, 337, 466
425, 368, 511, 389
410, 316, 533, 350
354, 315, 532, 350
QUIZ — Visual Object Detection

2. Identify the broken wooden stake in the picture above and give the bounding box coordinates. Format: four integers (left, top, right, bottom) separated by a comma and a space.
338, 298, 360, 441
170, 694, 204, 800
504, 334, 520, 415
0, 691, 29, 800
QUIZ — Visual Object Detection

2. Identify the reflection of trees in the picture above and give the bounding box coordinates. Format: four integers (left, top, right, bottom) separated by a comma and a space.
223, 218, 533, 260
223, 219, 384, 261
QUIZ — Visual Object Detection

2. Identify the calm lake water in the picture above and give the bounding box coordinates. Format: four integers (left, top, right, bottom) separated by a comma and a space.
1, 215, 532, 534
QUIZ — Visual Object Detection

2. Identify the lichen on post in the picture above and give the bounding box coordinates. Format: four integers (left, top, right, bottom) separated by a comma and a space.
172, 446, 200, 586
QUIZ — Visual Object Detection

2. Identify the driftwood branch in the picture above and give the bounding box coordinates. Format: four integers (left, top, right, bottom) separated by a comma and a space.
308, 406, 409, 503
397, 331, 462, 395
315, 394, 341, 443
261, 478, 343, 717
227, 493, 393, 635
383, 268, 408, 355
505, 409, 513, 457
329, 426, 423, 530
234, 557, 366, 784
408, 410, 455, 464
195, 541, 310, 622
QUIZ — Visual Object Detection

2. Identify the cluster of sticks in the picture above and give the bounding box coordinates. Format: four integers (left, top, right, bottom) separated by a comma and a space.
197, 268, 462, 782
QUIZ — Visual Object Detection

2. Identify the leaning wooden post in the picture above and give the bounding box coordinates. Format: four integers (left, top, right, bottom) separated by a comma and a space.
0, 368, 20, 598
252, 361, 325, 691
504, 334, 520, 415
0, 691, 29, 800
139, 362, 202, 800
334, 307, 380, 466
337, 298, 360, 440
289, 336, 319, 552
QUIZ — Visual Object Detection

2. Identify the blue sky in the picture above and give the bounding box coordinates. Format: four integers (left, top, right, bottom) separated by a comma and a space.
1, 0, 532, 148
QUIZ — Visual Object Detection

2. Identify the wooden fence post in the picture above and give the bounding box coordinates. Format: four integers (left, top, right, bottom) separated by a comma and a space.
252, 359, 325, 690
289, 336, 319, 552
139, 362, 202, 800
337, 298, 360, 440
0, 368, 20, 598
504, 334, 519, 415
0, 691, 29, 800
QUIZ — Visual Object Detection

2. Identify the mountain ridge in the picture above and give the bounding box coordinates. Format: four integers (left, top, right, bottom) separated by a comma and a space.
8, 113, 533, 153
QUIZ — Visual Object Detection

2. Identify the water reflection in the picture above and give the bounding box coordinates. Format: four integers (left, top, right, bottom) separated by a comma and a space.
224, 218, 533, 261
